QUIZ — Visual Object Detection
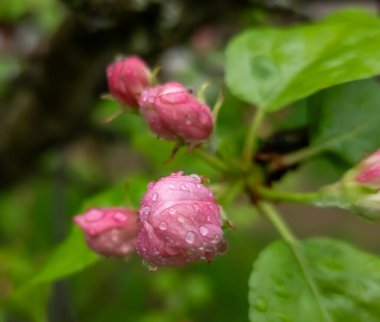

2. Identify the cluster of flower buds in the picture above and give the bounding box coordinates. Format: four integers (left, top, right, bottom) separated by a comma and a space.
106, 56, 214, 145
74, 56, 223, 268
75, 172, 227, 267
317, 149, 380, 221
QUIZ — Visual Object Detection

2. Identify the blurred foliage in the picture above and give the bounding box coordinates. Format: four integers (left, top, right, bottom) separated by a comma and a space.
2, 1, 380, 322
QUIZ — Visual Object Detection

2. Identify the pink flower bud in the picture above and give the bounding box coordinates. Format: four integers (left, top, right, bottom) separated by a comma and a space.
138, 82, 214, 144
136, 172, 227, 267
106, 56, 151, 107
356, 150, 380, 189
74, 207, 138, 256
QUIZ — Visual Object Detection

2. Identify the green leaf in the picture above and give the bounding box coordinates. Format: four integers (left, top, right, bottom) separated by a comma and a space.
23, 176, 149, 287
7, 176, 150, 320
308, 79, 380, 164
28, 227, 101, 286
249, 238, 380, 322
225, 9, 380, 111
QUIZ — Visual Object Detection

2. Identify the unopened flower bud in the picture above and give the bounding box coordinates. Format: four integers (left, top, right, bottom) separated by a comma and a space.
355, 150, 380, 189
74, 207, 138, 256
138, 82, 214, 145
136, 172, 226, 267
106, 56, 151, 108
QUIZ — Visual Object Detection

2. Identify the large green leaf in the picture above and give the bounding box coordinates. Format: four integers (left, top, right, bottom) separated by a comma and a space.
225, 9, 380, 111
308, 79, 380, 164
249, 238, 380, 322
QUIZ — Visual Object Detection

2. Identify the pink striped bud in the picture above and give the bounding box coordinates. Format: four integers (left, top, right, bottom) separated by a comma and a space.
74, 207, 138, 256
356, 150, 380, 189
136, 172, 226, 267
106, 56, 151, 108
138, 82, 214, 144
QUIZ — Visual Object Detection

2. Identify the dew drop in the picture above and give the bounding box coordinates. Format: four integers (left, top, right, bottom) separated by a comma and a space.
200, 113, 209, 125
177, 215, 185, 223
139, 206, 151, 221
169, 208, 176, 215
159, 221, 167, 231
120, 244, 132, 254
196, 183, 202, 189
111, 230, 119, 242
85, 209, 104, 222
113, 212, 127, 223
180, 184, 187, 191
169, 184, 175, 189
253, 297, 268, 312
212, 234, 221, 244
185, 231, 195, 244
274, 286, 290, 298
189, 174, 201, 182
192, 203, 200, 212
165, 244, 180, 255
152, 193, 158, 201
199, 226, 208, 236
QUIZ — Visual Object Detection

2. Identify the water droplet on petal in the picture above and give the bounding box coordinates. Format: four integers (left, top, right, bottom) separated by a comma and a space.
192, 203, 200, 212
177, 215, 185, 223
200, 113, 209, 125
196, 184, 202, 189
165, 244, 180, 255
120, 244, 132, 254
181, 184, 187, 191
111, 229, 119, 242
152, 193, 158, 201
85, 209, 104, 222
159, 221, 167, 230
189, 174, 201, 182
212, 234, 221, 244
253, 297, 268, 312
113, 212, 127, 223
185, 231, 195, 244
199, 226, 208, 236
169, 184, 175, 189
139, 207, 151, 221
169, 208, 176, 215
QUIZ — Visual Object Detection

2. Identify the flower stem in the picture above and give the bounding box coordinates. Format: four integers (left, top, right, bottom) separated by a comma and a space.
257, 186, 319, 204
270, 124, 366, 171
242, 108, 266, 169
194, 149, 231, 173
257, 201, 296, 243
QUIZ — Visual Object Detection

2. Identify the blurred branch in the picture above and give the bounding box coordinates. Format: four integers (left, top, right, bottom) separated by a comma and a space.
0, 0, 250, 189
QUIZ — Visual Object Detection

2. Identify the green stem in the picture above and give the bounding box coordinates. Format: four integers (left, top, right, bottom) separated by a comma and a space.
257, 186, 319, 204
194, 149, 231, 173
271, 124, 366, 170
242, 108, 266, 169
257, 202, 332, 322
257, 201, 296, 243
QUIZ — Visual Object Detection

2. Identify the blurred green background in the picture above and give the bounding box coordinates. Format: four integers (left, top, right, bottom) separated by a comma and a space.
1, 1, 380, 321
